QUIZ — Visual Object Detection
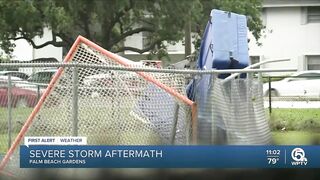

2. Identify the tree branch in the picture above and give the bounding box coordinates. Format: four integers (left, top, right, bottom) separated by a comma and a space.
119, 20, 124, 34
104, 0, 134, 47
111, 0, 134, 29
55, 32, 74, 46
79, 12, 91, 39
108, 26, 155, 48
113, 38, 163, 54
9, 33, 66, 49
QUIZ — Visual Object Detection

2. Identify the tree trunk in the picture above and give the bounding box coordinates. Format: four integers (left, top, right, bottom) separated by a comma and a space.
184, 18, 192, 58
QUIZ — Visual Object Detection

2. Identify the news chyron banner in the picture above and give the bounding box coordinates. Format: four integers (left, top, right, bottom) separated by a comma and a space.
20, 137, 320, 168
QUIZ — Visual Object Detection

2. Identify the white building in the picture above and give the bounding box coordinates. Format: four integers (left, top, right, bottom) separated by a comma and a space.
124, 0, 320, 71
122, 31, 196, 66
4, 28, 63, 74
9, 28, 63, 62
249, 0, 320, 73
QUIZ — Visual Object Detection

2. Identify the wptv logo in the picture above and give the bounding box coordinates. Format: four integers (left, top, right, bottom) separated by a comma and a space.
291, 147, 308, 166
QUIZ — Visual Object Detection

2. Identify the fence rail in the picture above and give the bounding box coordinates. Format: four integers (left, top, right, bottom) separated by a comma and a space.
0, 62, 319, 152
0, 62, 296, 74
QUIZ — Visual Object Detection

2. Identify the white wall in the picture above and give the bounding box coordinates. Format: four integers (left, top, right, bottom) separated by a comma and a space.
124, 32, 143, 54
1, 28, 63, 62
32, 28, 63, 61
249, 7, 320, 73
1, 28, 63, 74
124, 32, 196, 56
11, 40, 33, 61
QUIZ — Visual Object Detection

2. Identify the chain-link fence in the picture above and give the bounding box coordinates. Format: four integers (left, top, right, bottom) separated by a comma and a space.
0, 35, 299, 178
0, 62, 277, 148
0, 62, 197, 178
263, 74, 320, 144
0, 73, 47, 153
2, 61, 314, 178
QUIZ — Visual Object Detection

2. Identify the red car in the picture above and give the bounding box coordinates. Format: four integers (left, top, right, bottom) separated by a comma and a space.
0, 76, 38, 108
0, 86, 38, 108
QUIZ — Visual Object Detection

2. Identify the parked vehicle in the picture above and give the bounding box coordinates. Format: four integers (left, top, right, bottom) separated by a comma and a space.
0, 76, 38, 107
13, 69, 58, 92
263, 71, 320, 97
0, 71, 29, 80
0, 75, 25, 85
83, 71, 145, 97
139, 60, 162, 68
27, 69, 57, 84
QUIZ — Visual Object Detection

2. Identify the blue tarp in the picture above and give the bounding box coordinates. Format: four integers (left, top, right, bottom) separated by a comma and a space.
197, 9, 249, 71
188, 9, 249, 100
188, 9, 250, 144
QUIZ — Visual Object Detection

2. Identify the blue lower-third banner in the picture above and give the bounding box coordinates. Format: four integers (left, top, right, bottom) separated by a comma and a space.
20, 145, 320, 168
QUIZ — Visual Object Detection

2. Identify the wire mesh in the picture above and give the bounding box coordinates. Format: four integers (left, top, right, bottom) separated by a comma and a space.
0, 42, 193, 177
0, 38, 280, 177
193, 74, 272, 145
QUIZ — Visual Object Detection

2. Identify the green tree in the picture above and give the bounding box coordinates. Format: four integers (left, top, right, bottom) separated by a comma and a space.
0, 0, 263, 59
197, 0, 264, 44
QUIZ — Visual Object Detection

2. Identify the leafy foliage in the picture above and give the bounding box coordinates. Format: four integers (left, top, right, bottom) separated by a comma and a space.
0, 0, 263, 57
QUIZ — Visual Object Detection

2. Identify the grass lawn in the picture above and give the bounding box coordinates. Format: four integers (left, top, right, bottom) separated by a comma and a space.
0, 107, 32, 119
269, 108, 320, 131
0, 96, 164, 154
0, 106, 319, 154
268, 108, 320, 145
0, 107, 32, 154
272, 131, 320, 145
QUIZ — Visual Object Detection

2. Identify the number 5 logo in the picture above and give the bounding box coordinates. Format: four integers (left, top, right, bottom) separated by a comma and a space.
291, 148, 307, 162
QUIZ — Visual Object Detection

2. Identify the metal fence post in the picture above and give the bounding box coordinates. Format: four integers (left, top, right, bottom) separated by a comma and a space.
37, 85, 41, 101
268, 76, 272, 114
7, 74, 12, 149
72, 67, 79, 136
170, 102, 180, 145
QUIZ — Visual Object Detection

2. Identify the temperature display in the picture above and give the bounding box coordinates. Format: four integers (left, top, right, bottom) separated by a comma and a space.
266, 149, 281, 165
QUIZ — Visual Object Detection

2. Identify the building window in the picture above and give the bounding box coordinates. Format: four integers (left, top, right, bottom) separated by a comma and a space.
249, 56, 260, 69
250, 56, 260, 65
306, 55, 320, 70
142, 31, 151, 49
261, 9, 267, 26
307, 6, 320, 23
